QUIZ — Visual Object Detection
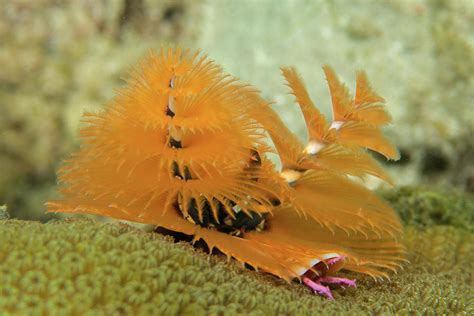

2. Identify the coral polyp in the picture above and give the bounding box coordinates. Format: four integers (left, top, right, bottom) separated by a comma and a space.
48, 48, 405, 299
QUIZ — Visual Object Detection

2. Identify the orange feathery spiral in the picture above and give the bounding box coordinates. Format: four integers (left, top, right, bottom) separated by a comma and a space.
49, 48, 405, 289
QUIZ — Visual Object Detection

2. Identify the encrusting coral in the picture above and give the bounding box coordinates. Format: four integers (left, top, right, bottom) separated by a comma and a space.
382, 186, 474, 232
0, 217, 472, 315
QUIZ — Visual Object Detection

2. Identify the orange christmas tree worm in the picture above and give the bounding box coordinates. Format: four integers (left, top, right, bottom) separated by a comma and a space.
48, 48, 405, 300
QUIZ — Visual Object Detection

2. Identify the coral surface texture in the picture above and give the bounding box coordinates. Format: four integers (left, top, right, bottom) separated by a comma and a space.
1, 214, 472, 315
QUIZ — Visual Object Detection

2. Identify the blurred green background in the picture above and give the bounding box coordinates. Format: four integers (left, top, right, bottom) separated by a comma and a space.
1, 0, 473, 221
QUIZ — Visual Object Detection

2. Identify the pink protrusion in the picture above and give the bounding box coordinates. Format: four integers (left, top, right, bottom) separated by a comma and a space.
325, 255, 346, 267
302, 255, 355, 299
302, 276, 334, 300
318, 276, 357, 288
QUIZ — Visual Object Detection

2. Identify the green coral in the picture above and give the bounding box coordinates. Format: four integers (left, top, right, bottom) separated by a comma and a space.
1, 218, 472, 315
0, 205, 8, 220
383, 186, 474, 232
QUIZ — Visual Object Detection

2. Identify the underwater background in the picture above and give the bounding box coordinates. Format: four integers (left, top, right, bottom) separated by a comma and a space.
1, 0, 473, 314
